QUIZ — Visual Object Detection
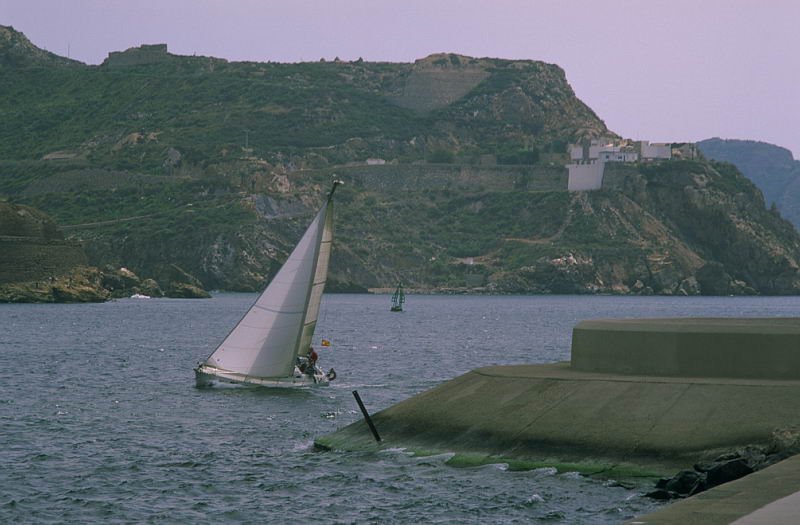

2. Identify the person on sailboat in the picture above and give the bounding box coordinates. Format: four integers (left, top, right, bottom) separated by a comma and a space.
296, 356, 308, 374
306, 346, 319, 375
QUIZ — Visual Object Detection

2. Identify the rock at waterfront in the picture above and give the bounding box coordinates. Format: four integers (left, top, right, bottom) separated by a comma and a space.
165, 282, 211, 299
647, 444, 795, 500
156, 264, 211, 298
101, 266, 164, 298
138, 278, 163, 297
705, 458, 754, 489
664, 469, 704, 496
0, 266, 109, 303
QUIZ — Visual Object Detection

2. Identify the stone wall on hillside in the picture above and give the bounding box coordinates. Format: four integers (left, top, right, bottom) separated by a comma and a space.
312, 164, 568, 193
0, 237, 88, 284
0, 207, 62, 238
389, 68, 489, 112
105, 44, 169, 67
599, 162, 643, 190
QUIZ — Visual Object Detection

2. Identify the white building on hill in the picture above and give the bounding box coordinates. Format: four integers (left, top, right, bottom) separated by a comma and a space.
599, 150, 639, 163
639, 141, 671, 160
566, 139, 638, 191
566, 138, 682, 191
567, 162, 605, 191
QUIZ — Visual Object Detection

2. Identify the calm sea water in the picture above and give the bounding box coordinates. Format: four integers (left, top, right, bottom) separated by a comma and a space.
2, 293, 799, 523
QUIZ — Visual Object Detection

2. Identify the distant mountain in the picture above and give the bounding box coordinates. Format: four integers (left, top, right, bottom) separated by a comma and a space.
698, 138, 800, 229
3, 28, 800, 295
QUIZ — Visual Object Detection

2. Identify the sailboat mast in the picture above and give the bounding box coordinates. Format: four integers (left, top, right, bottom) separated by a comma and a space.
291, 179, 342, 358
328, 178, 342, 200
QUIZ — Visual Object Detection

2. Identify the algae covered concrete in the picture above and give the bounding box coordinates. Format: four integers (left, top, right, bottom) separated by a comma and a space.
318, 318, 800, 474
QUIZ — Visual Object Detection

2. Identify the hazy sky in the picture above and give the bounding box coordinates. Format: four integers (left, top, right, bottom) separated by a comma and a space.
2, 0, 798, 156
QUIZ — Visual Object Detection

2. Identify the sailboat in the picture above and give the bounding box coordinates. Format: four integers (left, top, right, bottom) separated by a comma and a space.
390, 283, 405, 312
194, 180, 341, 388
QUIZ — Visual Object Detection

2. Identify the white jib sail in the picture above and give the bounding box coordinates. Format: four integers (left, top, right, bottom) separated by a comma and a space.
203, 199, 334, 378
297, 198, 334, 358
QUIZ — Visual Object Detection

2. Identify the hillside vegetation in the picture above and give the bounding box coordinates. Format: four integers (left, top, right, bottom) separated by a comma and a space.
3, 25, 800, 297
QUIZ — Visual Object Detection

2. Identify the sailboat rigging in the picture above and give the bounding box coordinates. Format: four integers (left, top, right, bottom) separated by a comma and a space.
390, 283, 405, 312
194, 180, 342, 388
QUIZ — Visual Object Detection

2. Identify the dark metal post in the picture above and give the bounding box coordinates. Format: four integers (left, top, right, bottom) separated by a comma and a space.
352, 390, 381, 442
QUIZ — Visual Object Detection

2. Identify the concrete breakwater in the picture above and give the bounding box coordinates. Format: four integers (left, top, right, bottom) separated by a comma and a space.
317, 318, 800, 476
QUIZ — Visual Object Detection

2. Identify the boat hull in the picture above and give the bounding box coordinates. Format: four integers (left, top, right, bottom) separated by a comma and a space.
194, 364, 331, 388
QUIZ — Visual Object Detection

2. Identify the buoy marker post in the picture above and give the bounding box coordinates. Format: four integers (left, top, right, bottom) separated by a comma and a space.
352, 390, 381, 442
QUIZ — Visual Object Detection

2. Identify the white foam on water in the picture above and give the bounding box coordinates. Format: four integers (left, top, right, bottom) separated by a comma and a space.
527, 494, 545, 504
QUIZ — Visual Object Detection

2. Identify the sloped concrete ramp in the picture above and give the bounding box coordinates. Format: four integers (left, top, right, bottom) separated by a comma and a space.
318, 318, 800, 474
318, 363, 800, 474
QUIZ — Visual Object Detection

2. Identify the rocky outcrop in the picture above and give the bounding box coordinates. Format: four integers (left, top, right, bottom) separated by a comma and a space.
157, 264, 210, 298
98, 263, 207, 298
0, 266, 108, 303
100, 266, 163, 298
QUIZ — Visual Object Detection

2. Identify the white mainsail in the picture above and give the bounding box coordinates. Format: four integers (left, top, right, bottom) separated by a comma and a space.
199, 184, 337, 382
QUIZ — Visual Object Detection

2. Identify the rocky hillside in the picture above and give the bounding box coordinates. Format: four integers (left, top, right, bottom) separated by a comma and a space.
14, 157, 798, 297
598, 161, 800, 295
0, 25, 82, 68
3, 27, 800, 296
698, 138, 800, 229
331, 159, 800, 296
0, 25, 610, 169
